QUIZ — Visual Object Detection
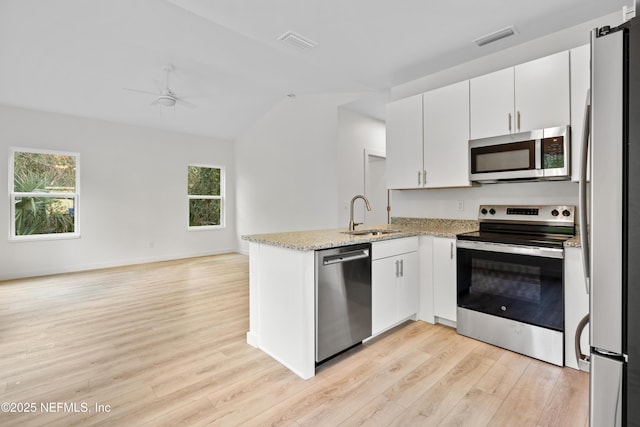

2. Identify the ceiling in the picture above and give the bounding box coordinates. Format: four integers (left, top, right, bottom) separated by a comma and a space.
0, 0, 630, 140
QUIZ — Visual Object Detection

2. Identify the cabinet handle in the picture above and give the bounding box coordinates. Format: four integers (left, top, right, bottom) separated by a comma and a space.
400, 259, 404, 277
395, 260, 399, 278
418, 171, 421, 186
508, 113, 512, 132
517, 111, 521, 131
450, 242, 454, 260
423, 170, 427, 185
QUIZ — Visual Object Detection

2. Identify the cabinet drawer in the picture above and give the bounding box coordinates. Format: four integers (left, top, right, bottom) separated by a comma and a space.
372, 236, 419, 260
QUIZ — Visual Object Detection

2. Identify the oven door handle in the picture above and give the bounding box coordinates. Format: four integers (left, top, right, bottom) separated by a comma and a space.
456, 240, 564, 259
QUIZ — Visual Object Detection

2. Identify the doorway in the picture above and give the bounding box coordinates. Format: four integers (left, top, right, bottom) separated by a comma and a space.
364, 149, 387, 225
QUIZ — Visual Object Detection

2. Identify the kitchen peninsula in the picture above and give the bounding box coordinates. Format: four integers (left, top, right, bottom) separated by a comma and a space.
242, 219, 478, 379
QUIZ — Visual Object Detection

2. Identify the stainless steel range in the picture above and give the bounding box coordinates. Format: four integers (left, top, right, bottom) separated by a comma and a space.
456, 205, 575, 366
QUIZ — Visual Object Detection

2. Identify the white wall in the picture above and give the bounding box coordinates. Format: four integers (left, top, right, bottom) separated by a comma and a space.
392, 11, 623, 99
336, 107, 385, 227
235, 93, 367, 253
390, 181, 579, 220
0, 105, 236, 280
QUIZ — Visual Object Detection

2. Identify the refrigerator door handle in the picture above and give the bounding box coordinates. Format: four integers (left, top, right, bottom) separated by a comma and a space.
578, 89, 591, 294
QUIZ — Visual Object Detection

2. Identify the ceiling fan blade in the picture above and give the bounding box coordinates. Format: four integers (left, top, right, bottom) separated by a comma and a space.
176, 97, 197, 109
123, 87, 157, 96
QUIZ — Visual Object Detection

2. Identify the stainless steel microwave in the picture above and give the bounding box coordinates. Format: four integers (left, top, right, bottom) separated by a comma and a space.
469, 125, 570, 183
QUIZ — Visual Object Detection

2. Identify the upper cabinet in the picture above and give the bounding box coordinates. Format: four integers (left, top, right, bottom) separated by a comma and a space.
386, 81, 471, 189
469, 67, 514, 139
470, 51, 571, 140
386, 94, 423, 189
423, 80, 471, 188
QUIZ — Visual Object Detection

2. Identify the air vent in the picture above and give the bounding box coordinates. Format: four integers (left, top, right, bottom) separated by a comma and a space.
277, 31, 318, 51
473, 25, 518, 47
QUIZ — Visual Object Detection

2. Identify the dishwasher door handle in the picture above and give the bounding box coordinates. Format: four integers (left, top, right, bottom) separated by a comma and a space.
323, 249, 370, 265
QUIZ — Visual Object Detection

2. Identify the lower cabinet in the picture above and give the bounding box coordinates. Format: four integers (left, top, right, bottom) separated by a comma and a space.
432, 237, 457, 324
372, 237, 419, 335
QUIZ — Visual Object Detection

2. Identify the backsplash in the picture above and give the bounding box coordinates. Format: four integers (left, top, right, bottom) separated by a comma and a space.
389, 180, 580, 222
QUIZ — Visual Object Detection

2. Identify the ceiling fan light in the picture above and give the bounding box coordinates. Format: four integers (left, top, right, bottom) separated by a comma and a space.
157, 95, 176, 107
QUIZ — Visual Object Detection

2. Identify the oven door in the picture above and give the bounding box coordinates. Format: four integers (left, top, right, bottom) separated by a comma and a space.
456, 240, 564, 332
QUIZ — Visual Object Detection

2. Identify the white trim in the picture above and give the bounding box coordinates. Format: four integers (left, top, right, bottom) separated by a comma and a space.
8, 147, 80, 240
363, 148, 386, 192
363, 148, 387, 224
187, 164, 226, 229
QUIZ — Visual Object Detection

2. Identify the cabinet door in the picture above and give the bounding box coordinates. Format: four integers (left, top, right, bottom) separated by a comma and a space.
433, 237, 457, 322
515, 50, 570, 133
570, 44, 591, 182
386, 94, 424, 189
470, 67, 514, 139
423, 80, 471, 188
372, 256, 398, 335
397, 251, 419, 320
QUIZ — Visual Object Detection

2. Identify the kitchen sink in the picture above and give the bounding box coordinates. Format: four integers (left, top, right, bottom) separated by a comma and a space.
342, 229, 401, 236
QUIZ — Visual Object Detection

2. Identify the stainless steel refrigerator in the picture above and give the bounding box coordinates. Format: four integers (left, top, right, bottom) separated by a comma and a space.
581, 15, 640, 427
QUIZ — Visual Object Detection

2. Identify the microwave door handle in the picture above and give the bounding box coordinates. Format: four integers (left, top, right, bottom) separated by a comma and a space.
535, 139, 542, 169
579, 89, 591, 294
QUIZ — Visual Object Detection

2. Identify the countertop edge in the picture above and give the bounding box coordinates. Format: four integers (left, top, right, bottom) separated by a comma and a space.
242, 218, 480, 251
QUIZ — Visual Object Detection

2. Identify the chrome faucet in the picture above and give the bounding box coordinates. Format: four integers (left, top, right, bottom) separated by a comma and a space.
349, 194, 372, 231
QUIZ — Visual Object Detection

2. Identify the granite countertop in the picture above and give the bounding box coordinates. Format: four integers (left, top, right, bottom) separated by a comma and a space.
242, 217, 582, 250
242, 218, 479, 251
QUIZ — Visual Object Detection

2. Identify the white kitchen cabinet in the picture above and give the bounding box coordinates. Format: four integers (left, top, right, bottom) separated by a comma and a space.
564, 246, 590, 370
397, 251, 419, 320
372, 237, 419, 335
470, 51, 570, 139
387, 82, 471, 189
432, 237, 457, 324
247, 243, 316, 379
570, 44, 591, 182
423, 80, 471, 188
386, 94, 423, 189
469, 67, 514, 139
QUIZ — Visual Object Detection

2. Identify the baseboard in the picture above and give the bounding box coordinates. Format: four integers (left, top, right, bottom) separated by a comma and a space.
0, 248, 240, 281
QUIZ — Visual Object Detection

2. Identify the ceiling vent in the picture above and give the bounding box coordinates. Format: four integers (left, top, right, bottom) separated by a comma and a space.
277, 31, 318, 51
473, 25, 518, 47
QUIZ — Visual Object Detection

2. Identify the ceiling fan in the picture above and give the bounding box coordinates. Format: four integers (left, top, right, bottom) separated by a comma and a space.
124, 64, 196, 109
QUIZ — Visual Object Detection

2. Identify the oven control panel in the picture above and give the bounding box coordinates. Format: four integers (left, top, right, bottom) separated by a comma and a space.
478, 205, 575, 225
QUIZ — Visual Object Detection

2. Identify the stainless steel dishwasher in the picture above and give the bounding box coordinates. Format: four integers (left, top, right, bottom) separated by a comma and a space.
315, 243, 372, 363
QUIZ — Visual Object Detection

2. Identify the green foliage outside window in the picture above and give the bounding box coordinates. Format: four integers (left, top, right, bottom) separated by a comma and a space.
188, 166, 222, 227
12, 151, 77, 236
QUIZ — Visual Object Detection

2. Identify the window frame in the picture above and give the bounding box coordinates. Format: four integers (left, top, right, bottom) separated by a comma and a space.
187, 164, 225, 230
8, 147, 80, 241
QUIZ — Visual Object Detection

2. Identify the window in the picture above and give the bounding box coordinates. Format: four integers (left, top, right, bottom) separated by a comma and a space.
9, 148, 79, 240
188, 165, 224, 229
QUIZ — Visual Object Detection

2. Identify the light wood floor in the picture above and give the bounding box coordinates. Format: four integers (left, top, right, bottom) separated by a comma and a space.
0, 253, 589, 426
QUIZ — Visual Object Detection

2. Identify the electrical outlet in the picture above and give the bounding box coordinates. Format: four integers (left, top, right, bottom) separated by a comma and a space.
456, 200, 464, 212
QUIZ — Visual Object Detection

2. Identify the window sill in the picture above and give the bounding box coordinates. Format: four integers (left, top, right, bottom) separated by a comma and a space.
9, 233, 81, 242
188, 225, 225, 231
